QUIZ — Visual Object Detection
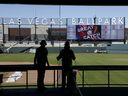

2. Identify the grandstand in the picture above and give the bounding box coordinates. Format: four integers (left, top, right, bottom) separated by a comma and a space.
0, 17, 128, 53
0, 17, 128, 96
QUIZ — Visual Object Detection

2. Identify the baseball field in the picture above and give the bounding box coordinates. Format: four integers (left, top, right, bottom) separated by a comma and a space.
1, 53, 128, 65
1, 53, 128, 87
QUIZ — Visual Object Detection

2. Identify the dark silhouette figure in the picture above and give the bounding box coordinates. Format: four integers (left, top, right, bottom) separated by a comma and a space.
57, 40, 76, 88
34, 40, 50, 90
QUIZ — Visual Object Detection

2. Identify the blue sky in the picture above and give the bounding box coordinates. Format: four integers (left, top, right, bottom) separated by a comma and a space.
0, 4, 128, 18
0, 4, 128, 27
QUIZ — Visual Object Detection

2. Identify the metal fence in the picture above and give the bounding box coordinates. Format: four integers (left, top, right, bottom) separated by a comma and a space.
1, 65, 128, 88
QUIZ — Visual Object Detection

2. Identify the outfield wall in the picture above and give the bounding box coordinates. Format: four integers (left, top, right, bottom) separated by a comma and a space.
107, 44, 128, 53
2, 44, 128, 53
1, 47, 106, 53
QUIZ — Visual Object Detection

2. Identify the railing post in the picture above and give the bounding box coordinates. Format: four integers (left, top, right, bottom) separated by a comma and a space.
26, 70, 28, 88
57, 70, 59, 88
54, 69, 55, 88
82, 70, 84, 87
108, 70, 110, 87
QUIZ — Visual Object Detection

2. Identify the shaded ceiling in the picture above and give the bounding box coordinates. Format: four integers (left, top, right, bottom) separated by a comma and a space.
0, 0, 127, 5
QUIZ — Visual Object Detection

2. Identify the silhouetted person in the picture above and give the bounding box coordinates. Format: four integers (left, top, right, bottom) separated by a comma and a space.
34, 40, 50, 90
57, 40, 76, 88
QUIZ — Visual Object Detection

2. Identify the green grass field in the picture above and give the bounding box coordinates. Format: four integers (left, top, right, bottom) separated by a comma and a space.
0, 53, 128, 65
1, 53, 128, 86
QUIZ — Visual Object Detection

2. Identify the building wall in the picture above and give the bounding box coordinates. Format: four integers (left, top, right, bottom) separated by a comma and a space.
0, 24, 9, 43
8, 28, 31, 41
0, 25, 48, 43
125, 28, 128, 40
0, 24, 127, 43
48, 28, 67, 40
31, 25, 48, 41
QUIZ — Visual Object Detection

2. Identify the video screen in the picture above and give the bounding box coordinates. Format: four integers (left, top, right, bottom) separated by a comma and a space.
76, 25, 101, 40
67, 25, 124, 40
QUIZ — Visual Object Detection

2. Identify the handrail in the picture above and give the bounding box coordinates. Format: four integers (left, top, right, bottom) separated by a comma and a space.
1, 65, 128, 88
0, 65, 128, 71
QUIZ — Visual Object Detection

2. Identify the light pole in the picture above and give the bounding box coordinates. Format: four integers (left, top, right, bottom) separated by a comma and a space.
93, 16, 97, 46
34, 17, 38, 44
18, 18, 21, 43
94, 16, 96, 25
2, 18, 5, 43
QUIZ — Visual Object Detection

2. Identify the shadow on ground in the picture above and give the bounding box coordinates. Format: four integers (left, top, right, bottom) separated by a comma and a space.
1, 87, 128, 96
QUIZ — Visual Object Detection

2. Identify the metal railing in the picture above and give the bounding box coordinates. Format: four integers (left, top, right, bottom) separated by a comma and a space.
1, 65, 128, 88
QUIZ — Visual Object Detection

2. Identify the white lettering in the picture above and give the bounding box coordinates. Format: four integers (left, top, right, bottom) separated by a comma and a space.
78, 18, 84, 25
50, 18, 56, 25
118, 17, 124, 25
111, 17, 117, 25
41, 18, 48, 25
27, 18, 34, 24
59, 18, 63, 25
86, 18, 90, 25
104, 18, 110, 25
97, 18, 102, 25
72, 18, 77, 25
35, 17, 39, 24
0, 17, 125, 25
9, 18, 15, 24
